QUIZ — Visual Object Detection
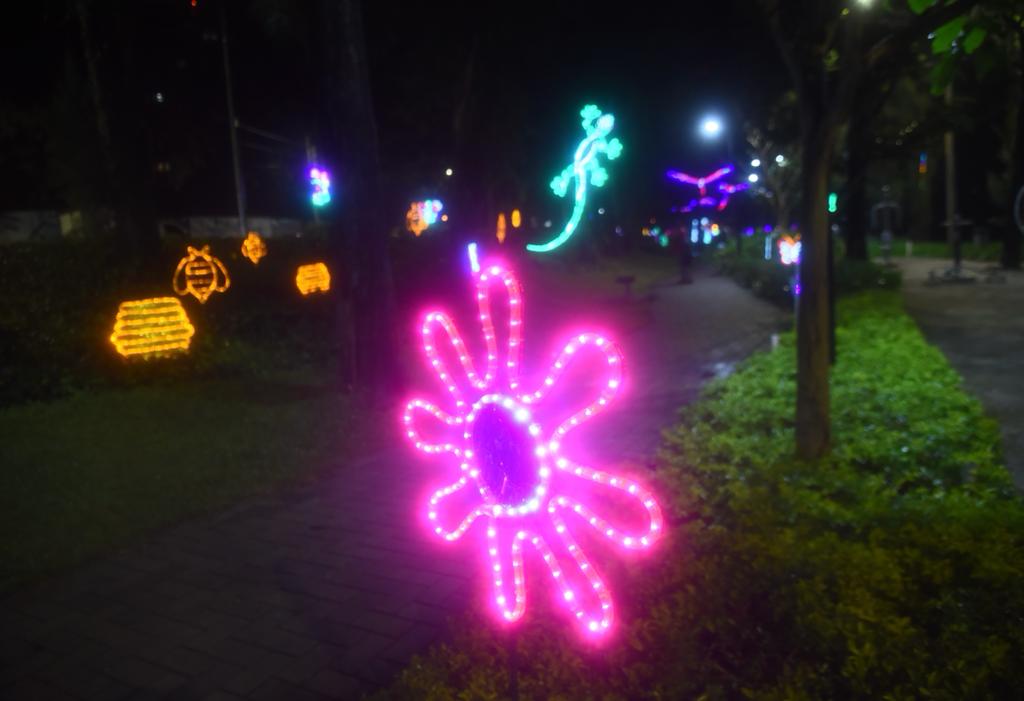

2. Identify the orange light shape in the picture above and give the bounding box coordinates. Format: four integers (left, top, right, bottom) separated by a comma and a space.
496, 212, 507, 244
296, 262, 331, 295
511, 209, 522, 228
173, 245, 230, 303
109, 297, 195, 359
407, 203, 427, 236
241, 231, 267, 264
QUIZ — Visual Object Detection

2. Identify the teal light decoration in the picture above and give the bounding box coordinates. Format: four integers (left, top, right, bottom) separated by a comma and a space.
309, 167, 332, 207
527, 104, 622, 253
828, 192, 838, 214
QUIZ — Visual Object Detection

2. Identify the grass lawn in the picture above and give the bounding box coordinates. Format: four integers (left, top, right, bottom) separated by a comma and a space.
868, 237, 1002, 262
0, 375, 381, 593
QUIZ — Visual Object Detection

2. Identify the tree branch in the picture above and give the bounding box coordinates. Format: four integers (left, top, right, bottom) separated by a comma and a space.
760, 0, 805, 98
865, 0, 981, 71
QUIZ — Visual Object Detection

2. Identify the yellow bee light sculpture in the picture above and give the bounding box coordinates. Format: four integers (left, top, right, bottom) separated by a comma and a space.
109, 297, 195, 359
241, 231, 267, 264
296, 262, 331, 295
173, 245, 230, 303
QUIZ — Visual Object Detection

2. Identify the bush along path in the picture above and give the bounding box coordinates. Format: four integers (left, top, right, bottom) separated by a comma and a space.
383, 291, 1024, 700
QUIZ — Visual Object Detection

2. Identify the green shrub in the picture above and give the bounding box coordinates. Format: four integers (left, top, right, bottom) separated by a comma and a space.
0, 239, 341, 405
382, 291, 1024, 700
714, 252, 901, 308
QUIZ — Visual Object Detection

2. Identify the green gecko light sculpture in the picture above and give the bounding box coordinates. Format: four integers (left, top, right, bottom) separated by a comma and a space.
527, 104, 623, 253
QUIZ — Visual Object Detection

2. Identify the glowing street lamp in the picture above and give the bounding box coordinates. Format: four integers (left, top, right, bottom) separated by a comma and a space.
748, 173, 759, 183
699, 115, 724, 140
445, 168, 454, 177
775, 154, 786, 165
750, 158, 761, 168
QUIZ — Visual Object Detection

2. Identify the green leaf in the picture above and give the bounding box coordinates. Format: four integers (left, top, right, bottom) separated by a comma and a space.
908, 0, 934, 14
930, 53, 956, 95
931, 17, 965, 54
963, 26, 987, 54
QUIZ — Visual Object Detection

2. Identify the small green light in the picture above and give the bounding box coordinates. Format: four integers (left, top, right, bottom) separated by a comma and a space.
828, 192, 838, 214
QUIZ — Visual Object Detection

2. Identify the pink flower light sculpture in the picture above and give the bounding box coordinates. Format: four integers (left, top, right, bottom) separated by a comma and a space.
401, 261, 663, 638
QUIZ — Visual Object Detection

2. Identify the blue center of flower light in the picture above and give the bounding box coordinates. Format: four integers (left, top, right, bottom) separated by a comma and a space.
472, 404, 538, 507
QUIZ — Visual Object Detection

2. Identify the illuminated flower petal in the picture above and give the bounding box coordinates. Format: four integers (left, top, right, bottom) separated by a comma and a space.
426, 477, 488, 542
518, 333, 624, 441
548, 462, 664, 550
420, 311, 486, 409
474, 264, 525, 393
486, 521, 528, 622
531, 516, 613, 636
402, 399, 462, 457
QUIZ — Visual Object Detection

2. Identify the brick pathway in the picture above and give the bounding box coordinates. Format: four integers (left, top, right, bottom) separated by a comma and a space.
0, 269, 786, 700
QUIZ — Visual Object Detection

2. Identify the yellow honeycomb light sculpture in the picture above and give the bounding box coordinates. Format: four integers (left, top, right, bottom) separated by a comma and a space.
109, 297, 195, 359
296, 262, 331, 295
241, 231, 267, 264
173, 245, 230, 303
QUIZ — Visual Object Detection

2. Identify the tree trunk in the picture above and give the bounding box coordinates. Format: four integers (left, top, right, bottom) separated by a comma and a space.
775, 191, 791, 232
75, 0, 114, 190
845, 110, 870, 260
322, 0, 397, 397
795, 121, 836, 460
75, 0, 137, 245
1004, 27, 1024, 270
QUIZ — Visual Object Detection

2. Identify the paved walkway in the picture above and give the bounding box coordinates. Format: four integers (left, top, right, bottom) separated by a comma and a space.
0, 268, 787, 700
895, 257, 1024, 489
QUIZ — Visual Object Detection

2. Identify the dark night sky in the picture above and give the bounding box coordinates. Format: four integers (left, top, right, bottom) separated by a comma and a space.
361, 1, 788, 222
0, 1, 788, 225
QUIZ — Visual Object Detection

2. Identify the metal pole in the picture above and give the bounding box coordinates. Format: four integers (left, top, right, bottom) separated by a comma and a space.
220, 1, 247, 239
943, 84, 959, 272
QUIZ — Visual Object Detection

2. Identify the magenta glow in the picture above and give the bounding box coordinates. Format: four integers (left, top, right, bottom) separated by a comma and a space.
400, 261, 663, 638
